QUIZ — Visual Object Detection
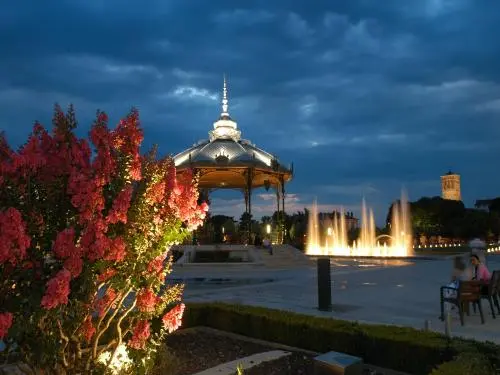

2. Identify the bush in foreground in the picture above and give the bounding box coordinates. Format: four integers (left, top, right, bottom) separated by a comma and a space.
183, 303, 499, 375
0, 105, 207, 373
430, 353, 495, 374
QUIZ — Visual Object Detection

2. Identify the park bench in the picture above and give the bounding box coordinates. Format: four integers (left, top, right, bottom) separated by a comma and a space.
440, 281, 485, 326
473, 270, 500, 319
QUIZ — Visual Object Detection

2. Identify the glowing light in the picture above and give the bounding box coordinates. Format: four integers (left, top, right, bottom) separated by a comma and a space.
209, 76, 242, 141
266, 224, 271, 234
306, 191, 413, 257
97, 344, 132, 374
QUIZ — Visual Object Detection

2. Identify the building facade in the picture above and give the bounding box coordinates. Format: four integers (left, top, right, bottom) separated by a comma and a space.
441, 171, 461, 201
318, 211, 359, 232
475, 199, 492, 211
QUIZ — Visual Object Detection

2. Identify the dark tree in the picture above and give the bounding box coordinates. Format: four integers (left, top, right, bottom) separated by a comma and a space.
489, 198, 500, 214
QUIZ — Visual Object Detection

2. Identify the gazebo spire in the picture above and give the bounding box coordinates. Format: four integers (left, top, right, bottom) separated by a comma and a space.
209, 74, 241, 141
221, 74, 229, 117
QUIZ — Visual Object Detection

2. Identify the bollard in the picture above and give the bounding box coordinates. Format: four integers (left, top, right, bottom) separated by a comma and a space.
444, 311, 451, 337
317, 257, 332, 311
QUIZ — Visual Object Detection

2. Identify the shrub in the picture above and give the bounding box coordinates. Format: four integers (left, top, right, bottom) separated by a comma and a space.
150, 345, 181, 375
183, 303, 500, 375
0, 105, 208, 373
429, 352, 496, 375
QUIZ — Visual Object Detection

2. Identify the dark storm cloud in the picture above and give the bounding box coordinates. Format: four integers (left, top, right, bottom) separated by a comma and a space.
1, 0, 500, 222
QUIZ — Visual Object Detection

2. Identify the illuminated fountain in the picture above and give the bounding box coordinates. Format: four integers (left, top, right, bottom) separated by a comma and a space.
306, 192, 412, 257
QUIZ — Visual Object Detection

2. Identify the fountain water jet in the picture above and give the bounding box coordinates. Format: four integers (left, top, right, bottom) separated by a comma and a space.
306, 191, 412, 257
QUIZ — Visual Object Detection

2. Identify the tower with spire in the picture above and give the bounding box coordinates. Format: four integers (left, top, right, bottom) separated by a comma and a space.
209, 75, 241, 142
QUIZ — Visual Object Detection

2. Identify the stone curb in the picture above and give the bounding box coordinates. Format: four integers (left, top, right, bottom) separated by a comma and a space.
191, 350, 291, 375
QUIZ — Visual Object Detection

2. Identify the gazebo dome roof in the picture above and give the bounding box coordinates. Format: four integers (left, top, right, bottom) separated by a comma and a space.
173, 77, 292, 177
174, 138, 289, 173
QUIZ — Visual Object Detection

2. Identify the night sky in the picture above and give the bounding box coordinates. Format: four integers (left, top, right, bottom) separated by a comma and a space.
1, 1, 499, 224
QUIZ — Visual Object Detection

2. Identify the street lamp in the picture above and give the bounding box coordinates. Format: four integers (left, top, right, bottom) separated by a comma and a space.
327, 227, 332, 236
266, 224, 271, 234
222, 226, 225, 234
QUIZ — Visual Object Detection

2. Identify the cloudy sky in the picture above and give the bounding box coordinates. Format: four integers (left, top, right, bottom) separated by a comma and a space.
1, 0, 500, 224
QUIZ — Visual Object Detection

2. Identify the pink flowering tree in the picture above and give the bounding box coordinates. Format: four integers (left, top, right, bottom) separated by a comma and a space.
0, 105, 208, 373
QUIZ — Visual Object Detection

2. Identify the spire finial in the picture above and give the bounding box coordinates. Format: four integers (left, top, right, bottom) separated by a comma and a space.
221, 74, 229, 116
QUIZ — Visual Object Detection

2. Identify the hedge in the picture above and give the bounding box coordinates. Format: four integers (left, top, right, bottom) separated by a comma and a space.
430, 352, 496, 375
182, 303, 500, 375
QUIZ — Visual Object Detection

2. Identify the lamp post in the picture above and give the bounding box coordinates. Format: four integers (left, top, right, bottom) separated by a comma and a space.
266, 224, 271, 235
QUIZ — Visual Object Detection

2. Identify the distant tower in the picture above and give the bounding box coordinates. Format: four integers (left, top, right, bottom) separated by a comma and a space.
441, 171, 461, 201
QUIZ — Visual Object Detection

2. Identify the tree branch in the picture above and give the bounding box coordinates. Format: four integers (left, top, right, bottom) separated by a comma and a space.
107, 299, 137, 368
92, 287, 132, 359
57, 320, 70, 369
83, 339, 117, 371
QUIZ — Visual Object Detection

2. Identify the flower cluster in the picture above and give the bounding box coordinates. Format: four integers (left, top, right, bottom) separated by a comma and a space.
136, 288, 160, 313
0, 105, 207, 372
52, 228, 83, 277
147, 252, 168, 277
168, 169, 209, 230
0, 208, 31, 266
128, 320, 150, 350
0, 312, 13, 340
40, 269, 72, 310
80, 316, 96, 342
107, 186, 133, 224
162, 304, 186, 333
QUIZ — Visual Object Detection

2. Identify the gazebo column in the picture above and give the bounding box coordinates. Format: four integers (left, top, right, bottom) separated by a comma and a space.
247, 186, 252, 218
245, 169, 253, 216
281, 175, 286, 244
276, 185, 281, 244
244, 188, 249, 213
245, 168, 253, 241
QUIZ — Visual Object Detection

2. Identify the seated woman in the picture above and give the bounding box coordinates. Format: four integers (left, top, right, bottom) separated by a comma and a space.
470, 254, 491, 282
470, 253, 491, 295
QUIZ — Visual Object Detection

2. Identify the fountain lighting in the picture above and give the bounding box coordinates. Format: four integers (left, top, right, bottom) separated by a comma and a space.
306, 191, 413, 257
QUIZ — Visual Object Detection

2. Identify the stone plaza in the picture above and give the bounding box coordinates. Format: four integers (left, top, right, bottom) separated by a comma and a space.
171, 247, 500, 344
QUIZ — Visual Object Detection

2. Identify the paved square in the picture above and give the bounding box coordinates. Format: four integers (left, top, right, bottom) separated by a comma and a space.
172, 255, 500, 343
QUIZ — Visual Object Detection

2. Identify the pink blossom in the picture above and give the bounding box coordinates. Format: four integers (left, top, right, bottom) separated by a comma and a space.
128, 320, 150, 350
162, 304, 185, 333
41, 269, 72, 310
0, 312, 13, 340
